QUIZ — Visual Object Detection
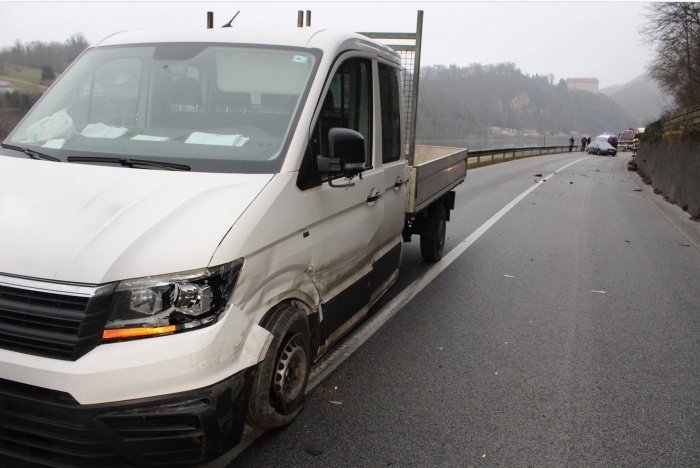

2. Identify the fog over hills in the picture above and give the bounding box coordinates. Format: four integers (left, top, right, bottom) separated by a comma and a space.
601, 75, 673, 127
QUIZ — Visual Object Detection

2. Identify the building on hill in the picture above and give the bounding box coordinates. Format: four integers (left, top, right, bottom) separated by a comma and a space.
566, 78, 599, 93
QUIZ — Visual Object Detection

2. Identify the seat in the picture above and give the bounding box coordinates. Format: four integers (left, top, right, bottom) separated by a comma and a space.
165, 77, 205, 129
216, 92, 250, 114
170, 77, 202, 111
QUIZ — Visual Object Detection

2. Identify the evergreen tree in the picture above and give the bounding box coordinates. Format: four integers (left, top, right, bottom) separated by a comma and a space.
41, 65, 55, 82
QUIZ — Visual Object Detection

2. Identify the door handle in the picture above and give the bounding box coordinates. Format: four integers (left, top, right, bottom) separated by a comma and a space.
394, 177, 405, 190
367, 191, 382, 203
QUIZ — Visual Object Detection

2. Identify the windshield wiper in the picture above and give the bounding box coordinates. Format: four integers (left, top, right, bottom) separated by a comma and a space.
1, 144, 61, 162
66, 156, 191, 171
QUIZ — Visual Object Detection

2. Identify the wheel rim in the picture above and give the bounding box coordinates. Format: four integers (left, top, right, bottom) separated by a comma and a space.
273, 333, 308, 406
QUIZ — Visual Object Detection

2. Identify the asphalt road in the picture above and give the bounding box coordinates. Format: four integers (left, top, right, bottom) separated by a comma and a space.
226, 151, 700, 467
3, 151, 699, 467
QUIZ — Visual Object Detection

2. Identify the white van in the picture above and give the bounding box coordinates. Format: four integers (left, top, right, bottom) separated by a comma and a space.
0, 13, 467, 465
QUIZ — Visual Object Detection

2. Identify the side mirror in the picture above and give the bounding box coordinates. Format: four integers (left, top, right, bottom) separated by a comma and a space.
316, 128, 366, 177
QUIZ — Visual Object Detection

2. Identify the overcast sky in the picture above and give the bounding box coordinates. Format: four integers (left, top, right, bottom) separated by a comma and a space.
1, 1, 653, 89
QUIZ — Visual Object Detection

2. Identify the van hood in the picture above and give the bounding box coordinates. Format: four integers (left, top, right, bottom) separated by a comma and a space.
0, 157, 273, 284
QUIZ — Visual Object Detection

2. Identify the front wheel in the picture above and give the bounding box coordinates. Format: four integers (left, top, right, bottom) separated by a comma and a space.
420, 205, 447, 262
247, 303, 311, 430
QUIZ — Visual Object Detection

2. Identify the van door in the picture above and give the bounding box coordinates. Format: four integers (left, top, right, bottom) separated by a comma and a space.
372, 61, 406, 304
305, 55, 386, 344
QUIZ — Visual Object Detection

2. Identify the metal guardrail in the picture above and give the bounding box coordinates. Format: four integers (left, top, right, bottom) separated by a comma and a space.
467, 145, 571, 166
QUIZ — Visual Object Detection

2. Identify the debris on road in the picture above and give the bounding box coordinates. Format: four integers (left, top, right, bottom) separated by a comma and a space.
314, 384, 340, 396
304, 442, 324, 456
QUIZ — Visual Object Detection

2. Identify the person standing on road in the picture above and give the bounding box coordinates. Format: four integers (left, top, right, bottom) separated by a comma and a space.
581, 136, 587, 151
569, 136, 575, 152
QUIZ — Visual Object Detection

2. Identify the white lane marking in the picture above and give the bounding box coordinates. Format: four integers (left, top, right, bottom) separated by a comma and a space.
213, 156, 593, 465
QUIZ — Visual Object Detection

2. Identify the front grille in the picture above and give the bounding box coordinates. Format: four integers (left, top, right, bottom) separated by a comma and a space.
0, 374, 251, 467
0, 278, 111, 361
0, 379, 130, 467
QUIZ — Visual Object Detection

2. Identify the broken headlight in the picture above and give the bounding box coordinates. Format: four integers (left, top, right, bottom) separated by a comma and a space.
102, 259, 243, 341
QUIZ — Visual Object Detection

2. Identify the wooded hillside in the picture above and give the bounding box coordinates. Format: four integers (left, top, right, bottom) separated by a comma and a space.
0, 34, 88, 75
416, 63, 639, 140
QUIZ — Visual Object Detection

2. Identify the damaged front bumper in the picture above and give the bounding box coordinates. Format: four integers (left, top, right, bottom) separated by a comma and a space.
0, 369, 254, 467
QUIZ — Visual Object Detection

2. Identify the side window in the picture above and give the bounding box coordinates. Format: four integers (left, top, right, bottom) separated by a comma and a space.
319, 58, 373, 165
378, 63, 402, 163
299, 57, 372, 191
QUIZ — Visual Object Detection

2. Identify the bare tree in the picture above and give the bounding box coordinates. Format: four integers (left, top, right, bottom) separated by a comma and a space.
64, 33, 90, 65
641, 2, 700, 109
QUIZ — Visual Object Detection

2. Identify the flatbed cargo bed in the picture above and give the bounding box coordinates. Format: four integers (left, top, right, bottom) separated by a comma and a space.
406, 145, 468, 214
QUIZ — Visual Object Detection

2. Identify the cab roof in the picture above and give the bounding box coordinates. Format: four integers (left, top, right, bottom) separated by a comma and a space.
94, 27, 401, 64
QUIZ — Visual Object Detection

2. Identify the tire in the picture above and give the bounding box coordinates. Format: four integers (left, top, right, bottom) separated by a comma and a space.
420, 205, 447, 262
247, 303, 311, 430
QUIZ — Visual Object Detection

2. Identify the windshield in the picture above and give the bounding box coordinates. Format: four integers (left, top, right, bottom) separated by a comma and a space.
620, 132, 635, 140
3, 43, 319, 173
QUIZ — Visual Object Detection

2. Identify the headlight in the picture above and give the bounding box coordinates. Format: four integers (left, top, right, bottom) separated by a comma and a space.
102, 259, 243, 341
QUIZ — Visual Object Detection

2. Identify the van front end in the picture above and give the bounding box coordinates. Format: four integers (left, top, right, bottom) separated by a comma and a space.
0, 269, 273, 466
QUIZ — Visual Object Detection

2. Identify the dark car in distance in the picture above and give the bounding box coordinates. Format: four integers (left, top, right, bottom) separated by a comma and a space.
587, 135, 618, 156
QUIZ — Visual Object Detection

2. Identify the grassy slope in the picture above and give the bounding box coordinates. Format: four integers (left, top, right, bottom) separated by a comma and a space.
0, 64, 49, 93
0, 65, 49, 138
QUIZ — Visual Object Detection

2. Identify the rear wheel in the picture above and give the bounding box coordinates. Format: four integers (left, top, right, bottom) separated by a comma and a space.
247, 303, 311, 430
420, 205, 447, 262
